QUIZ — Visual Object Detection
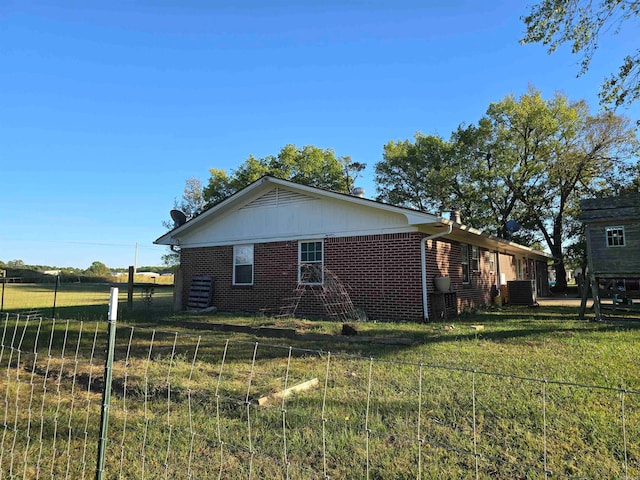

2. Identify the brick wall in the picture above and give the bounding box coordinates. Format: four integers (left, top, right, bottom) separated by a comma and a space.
428, 239, 496, 312
179, 233, 497, 322
324, 233, 424, 321
180, 241, 299, 313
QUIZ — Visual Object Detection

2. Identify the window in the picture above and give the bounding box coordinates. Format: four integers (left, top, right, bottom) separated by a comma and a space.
461, 244, 470, 284
233, 244, 254, 285
471, 246, 480, 272
489, 253, 495, 274
606, 226, 625, 247
516, 258, 523, 280
299, 240, 323, 284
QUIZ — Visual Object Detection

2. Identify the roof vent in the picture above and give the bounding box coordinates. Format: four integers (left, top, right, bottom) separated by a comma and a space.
449, 210, 462, 224
350, 187, 365, 198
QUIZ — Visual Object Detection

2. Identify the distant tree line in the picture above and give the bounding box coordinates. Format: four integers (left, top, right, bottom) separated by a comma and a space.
0, 260, 171, 280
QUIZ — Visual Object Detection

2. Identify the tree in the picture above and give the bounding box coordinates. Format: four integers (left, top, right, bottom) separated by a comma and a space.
203, 144, 364, 207
341, 156, 367, 193
163, 177, 206, 230
375, 125, 529, 236
203, 168, 237, 207
488, 90, 637, 288
375, 88, 638, 290
162, 177, 207, 267
449, 121, 529, 236
521, 0, 640, 108
177, 177, 206, 218
376, 134, 453, 212
85, 261, 110, 277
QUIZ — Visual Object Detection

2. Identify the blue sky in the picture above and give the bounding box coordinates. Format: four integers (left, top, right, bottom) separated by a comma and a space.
1, 1, 638, 269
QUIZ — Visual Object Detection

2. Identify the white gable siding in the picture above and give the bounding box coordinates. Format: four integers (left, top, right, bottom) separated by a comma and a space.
178, 187, 415, 247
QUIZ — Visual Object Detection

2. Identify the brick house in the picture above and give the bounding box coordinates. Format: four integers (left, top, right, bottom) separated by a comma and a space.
155, 176, 551, 322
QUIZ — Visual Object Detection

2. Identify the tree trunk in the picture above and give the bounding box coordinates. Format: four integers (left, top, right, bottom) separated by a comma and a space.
551, 245, 568, 291
555, 261, 568, 291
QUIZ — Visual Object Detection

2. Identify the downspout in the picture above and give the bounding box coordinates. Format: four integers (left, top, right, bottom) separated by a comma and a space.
421, 224, 453, 322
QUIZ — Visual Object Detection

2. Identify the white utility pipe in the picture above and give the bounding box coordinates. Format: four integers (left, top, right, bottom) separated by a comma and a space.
420, 224, 453, 321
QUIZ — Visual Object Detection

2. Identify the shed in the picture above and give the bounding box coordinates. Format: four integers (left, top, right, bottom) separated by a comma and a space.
579, 193, 640, 319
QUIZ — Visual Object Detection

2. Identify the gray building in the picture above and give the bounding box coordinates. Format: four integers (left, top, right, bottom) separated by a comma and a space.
579, 193, 640, 318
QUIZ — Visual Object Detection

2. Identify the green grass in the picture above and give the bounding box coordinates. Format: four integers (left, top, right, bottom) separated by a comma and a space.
0, 286, 639, 478
0, 282, 173, 322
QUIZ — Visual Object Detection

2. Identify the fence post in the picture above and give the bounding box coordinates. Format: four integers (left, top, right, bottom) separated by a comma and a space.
127, 266, 134, 310
0, 270, 5, 313
96, 287, 118, 480
52, 274, 60, 318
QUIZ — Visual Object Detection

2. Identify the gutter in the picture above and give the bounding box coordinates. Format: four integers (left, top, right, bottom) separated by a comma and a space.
420, 224, 453, 322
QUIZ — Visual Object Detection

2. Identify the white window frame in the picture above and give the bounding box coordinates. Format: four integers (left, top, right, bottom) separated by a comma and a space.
471, 245, 480, 272
299, 240, 324, 285
233, 244, 254, 285
606, 226, 626, 247
461, 244, 470, 284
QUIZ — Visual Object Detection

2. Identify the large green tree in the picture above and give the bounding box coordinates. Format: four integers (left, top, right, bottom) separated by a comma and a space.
375, 123, 532, 237
203, 144, 364, 206
375, 134, 454, 212
487, 90, 637, 288
375, 89, 637, 289
521, 0, 640, 108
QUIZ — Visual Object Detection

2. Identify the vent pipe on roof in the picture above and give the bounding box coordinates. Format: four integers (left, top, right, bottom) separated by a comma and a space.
350, 187, 365, 198
449, 210, 462, 224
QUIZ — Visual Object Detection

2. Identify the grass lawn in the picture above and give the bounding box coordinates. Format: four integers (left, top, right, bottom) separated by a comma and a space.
0, 286, 639, 478
0, 282, 173, 321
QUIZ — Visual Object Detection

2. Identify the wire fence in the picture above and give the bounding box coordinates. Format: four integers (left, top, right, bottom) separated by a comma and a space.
0, 310, 638, 479
0, 280, 173, 320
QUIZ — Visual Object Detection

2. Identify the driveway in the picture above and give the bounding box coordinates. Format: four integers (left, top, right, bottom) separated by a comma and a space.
537, 296, 586, 307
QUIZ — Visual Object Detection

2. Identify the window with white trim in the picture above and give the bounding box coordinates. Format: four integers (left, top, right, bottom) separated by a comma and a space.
471, 245, 480, 272
299, 240, 323, 284
606, 226, 625, 247
461, 244, 470, 284
233, 244, 254, 285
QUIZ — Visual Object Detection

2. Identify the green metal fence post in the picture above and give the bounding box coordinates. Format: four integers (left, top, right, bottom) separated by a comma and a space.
96, 287, 118, 480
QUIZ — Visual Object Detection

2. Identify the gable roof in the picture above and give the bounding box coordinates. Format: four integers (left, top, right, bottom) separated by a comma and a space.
155, 176, 552, 260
